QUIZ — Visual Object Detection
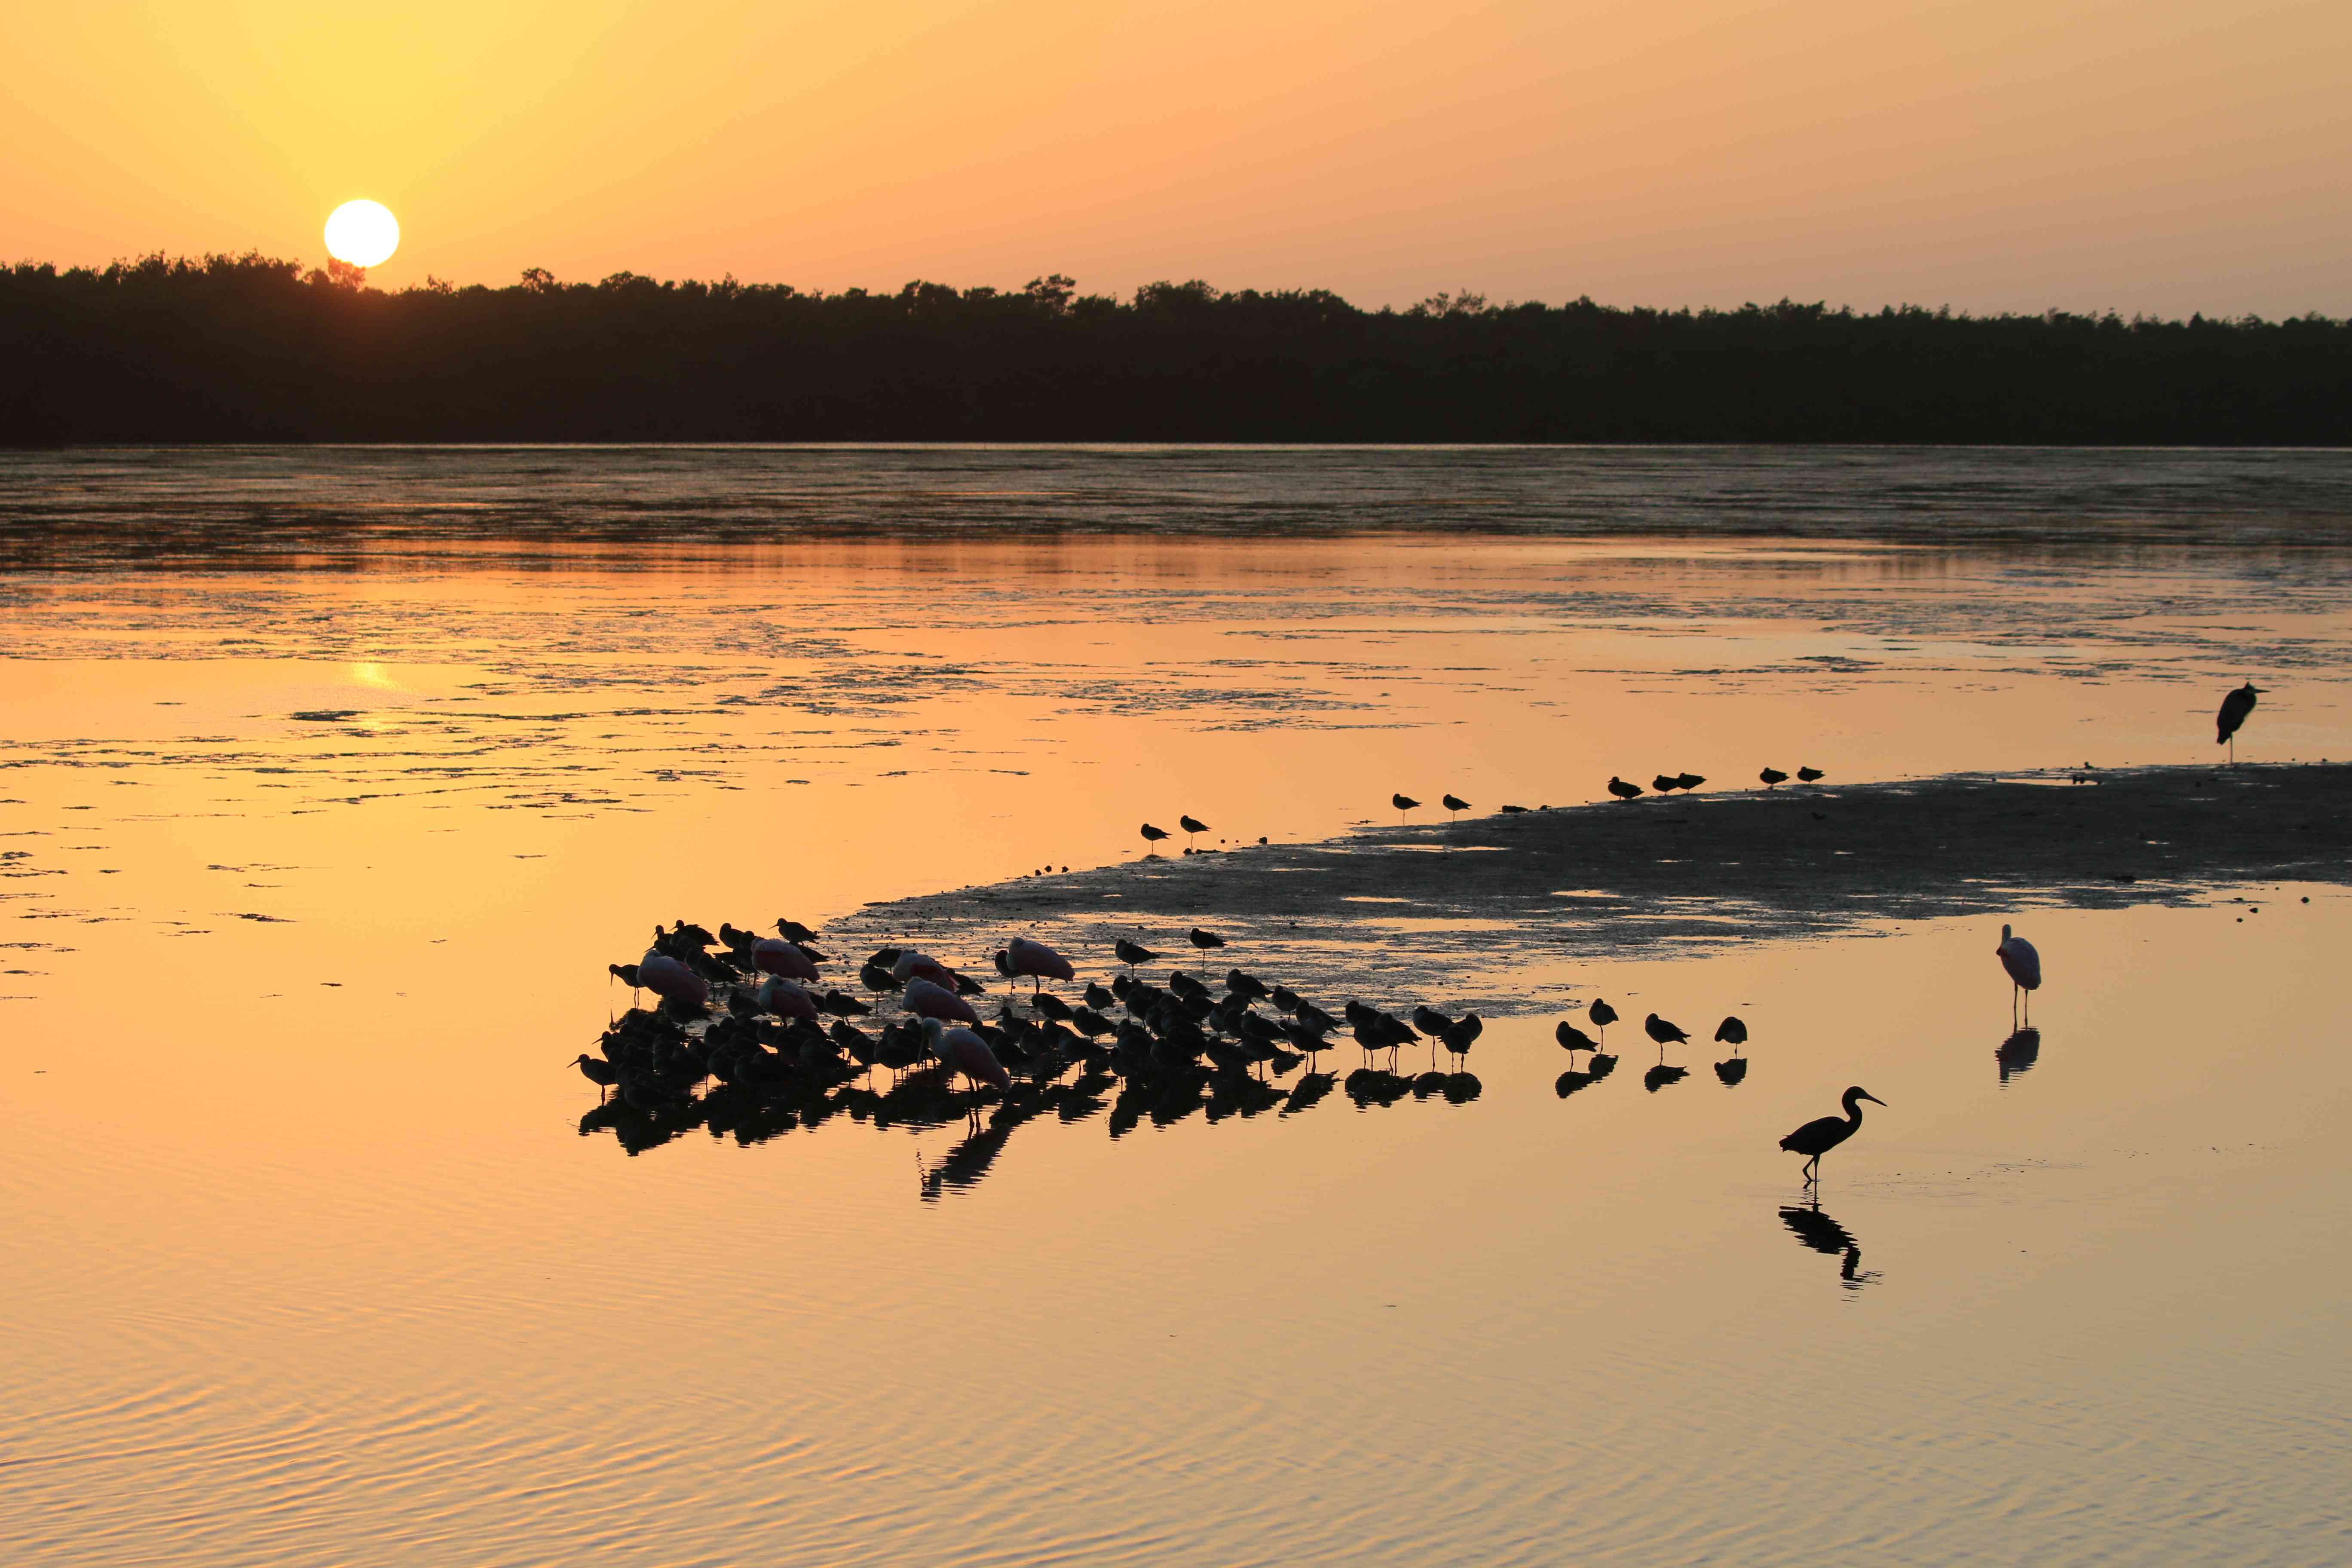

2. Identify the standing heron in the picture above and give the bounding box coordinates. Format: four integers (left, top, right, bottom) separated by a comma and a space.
1779, 1086, 1886, 1183
2216, 681, 2262, 763
1179, 814, 1210, 848
1997, 923, 2041, 1025
1393, 793, 1420, 824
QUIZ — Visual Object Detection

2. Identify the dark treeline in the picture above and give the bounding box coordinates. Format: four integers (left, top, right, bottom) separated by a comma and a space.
5, 252, 2349, 443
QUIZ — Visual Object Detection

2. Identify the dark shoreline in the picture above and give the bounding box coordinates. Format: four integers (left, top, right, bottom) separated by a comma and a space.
831, 764, 2352, 1014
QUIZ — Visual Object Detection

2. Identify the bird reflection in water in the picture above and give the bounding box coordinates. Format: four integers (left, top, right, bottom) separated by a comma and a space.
1996, 1026, 2042, 1085
1779, 1197, 1881, 1292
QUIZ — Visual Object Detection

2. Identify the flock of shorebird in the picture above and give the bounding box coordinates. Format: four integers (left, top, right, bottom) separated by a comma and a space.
580, 678, 2274, 1184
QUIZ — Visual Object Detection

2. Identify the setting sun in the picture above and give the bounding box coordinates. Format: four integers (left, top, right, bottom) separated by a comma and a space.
323, 199, 399, 268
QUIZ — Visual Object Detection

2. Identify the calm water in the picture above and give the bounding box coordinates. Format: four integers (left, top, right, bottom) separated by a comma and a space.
6, 447, 2351, 1565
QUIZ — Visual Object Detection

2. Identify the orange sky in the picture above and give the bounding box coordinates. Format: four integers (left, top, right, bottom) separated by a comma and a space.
2, 1, 2347, 314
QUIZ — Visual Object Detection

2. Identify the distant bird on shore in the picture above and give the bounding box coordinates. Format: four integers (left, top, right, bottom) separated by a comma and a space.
1500, 804, 1529, 814
1002, 935, 1075, 992
1779, 1086, 1885, 1183
2216, 680, 2262, 763
1759, 767, 1788, 788
1393, 793, 1420, 824
571, 1053, 618, 1095
1797, 766, 1825, 783
1442, 793, 1471, 821
1652, 773, 1680, 794
1715, 1015, 1748, 1051
775, 918, 819, 944
1556, 1020, 1598, 1060
1644, 1012, 1690, 1051
1179, 814, 1210, 847
1997, 923, 2042, 1024
1588, 998, 1618, 1043
1188, 927, 1225, 951
1673, 772, 1705, 792
1139, 823, 1170, 849
1608, 776, 1642, 802
1114, 937, 1158, 971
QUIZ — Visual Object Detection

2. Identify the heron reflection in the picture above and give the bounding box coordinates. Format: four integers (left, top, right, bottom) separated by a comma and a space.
1779, 1197, 1881, 1291
1996, 1026, 2042, 1085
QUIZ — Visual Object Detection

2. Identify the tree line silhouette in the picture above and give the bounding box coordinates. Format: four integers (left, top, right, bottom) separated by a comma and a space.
4, 252, 2347, 443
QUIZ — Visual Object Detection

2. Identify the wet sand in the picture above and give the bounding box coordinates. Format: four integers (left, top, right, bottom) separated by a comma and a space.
848, 764, 2352, 1010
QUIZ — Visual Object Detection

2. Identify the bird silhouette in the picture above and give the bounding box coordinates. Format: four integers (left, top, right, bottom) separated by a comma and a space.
1442, 793, 1471, 821
1643, 1013, 1690, 1051
1673, 772, 1704, 792
1608, 776, 1642, 802
1178, 813, 1210, 846
1499, 803, 1529, 814
1759, 767, 1788, 788
1139, 823, 1170, 850
1004, 935, 1075, 992
1779, 1086, 1885, 1183
571, 1053, 618, 1096
1555, 1020, 1597, 1060
1588, 998, 1618, 1043
1797, 766, 1825, 783
1113, 937, 1158, 971
1188, 927, 1225, 951
1651, 773, 1680, 794
1997, 923, 2042, 1025
1779, 1198, 1878, 1289
2215, 680, 2262, 763
1393, 793, 1420, 824
1713, 1057, 1749, 1086
1714, 1014, 1747, 1051
1644, 1063, 1689, 1092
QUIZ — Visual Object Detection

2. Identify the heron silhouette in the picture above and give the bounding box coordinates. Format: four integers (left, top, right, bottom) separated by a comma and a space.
1996, 1026, 2042, 1085
1779, 1196, 1879, 1289
1779, 1086, 1884, 1183
2216, 680, 2262, 763
1997, 923, 2041, 1025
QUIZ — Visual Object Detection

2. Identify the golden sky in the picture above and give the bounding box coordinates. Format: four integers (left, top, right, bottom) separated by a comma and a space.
2, 0, 2346, 313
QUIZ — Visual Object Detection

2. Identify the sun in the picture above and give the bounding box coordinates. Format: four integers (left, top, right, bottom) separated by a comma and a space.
324, 200, 400, 269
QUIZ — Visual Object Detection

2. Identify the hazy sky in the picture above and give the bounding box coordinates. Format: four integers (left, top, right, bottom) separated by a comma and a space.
3, 1, 2346, 315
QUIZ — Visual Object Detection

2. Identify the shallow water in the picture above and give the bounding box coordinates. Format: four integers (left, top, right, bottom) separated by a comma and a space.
5, 447, 2351, 1565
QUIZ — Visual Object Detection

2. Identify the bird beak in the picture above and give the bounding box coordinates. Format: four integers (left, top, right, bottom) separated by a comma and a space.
1862, 1092, 1886, 1106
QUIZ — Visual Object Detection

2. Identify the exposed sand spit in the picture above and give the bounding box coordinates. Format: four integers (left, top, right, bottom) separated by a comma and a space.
839, 765, 2351, 1014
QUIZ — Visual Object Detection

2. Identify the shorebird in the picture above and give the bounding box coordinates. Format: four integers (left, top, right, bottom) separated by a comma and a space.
1714, 1015, 1748, 1051
1442, 793, 1471, 821
1188, 927, 1225, 951
1759, 767, 1788, 788
1673, 772, 1705, 792
1555, 1020, 1598, 1060
1997, 923, 2042, 1024
1797, 766, 1825, 783
1779, 1087, 1885, 1182
1393, 793, 1420, 824
1588, 998, 1618, 1043
1140, 823, 1171, 850
1179, 814, 1210, 847
1114, 937, 1158, 972
1499, 804, 1529, 814
1644, 1012, 1690, 1052
1652, 773, 1680, 794
2216, 680, 2262, 763
570, 1053, 618, 1095
1608, 776, 1642, 802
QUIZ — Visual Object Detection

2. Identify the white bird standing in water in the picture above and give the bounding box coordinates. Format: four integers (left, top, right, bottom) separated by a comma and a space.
1997, 923, 2042, 1025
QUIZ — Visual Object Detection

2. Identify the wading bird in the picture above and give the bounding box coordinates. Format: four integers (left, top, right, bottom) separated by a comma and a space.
2216, 680, 2262, 763
1114, 937, 1158, 972
1652, 773, 1680, 794
1588, 998, 1618, 1043
1997, 923, 2042, 1024
1555, 1020, 1597, 1059
903, 976, 981, 1026
753, 937, 819, 981
1393, 793, 1420, 824
1188, 927, 1225, 951
924, 1017, 1011, 1093
1759, 767, 1788, 788
1442, 793, 1471, 821
1179, 814, 1210, 847
1715, 1015, 1748, 1051
1779, 1087, 1885, 1183
1608, 776, 1642, 802
1797, 766, 1825, 783
1673, 772, 1705, 792
1003, 935, 1075, 992
1644, 1013, 1690, 1052
1139, 823, 1170, 850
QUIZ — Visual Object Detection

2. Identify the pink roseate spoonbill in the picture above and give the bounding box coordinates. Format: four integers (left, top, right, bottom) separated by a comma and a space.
1004, 935, 1075, 992
756, 974, 820, 1023
753, 937, 819, 982
1759, 767, 1788, 788
635, 951, 708, 1009
1608, 776, 1642, 802
891, 949, 960, 990
1393, 793, 1420, 824
1997, 923, 2042, 1024
903, 976, 981, 1027
1779, 1087, 1885, 1183
2215, 680, 2262, 763
923, 1017, 1011, 1093
1179, 814, 1209, 847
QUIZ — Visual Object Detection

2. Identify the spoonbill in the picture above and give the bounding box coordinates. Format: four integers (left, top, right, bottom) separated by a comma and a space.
903, 976, 981, 1027
923, 1017, 1011, 1093
636, 951, 708, 1009
1779, 1087, 1885, 1183
891, 949, 960, 991
1997, 923, 2041, 1024
2216, 680, 2262, 763
1004, 935, 1075, 992
753, 937, 819, 981
756, 974, 820, 1023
